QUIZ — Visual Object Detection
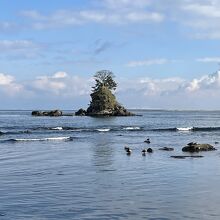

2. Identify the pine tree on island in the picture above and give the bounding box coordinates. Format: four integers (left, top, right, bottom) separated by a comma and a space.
75, 70, 134, 116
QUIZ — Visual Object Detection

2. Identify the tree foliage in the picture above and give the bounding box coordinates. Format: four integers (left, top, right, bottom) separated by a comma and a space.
92, 70, 117, 92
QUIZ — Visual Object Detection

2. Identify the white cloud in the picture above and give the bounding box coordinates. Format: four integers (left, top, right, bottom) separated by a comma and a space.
127, 58, 168, 67
0, 73, 23, 95
31, 72, 92, 96
133, 77, 185, 95
196, 57, 220, 63
186, 71, 220, 92
52, 72, 68, 79
0, 73, 14, 85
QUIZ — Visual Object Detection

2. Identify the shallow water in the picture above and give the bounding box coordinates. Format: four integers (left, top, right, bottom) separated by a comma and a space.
0, 110, 220, 219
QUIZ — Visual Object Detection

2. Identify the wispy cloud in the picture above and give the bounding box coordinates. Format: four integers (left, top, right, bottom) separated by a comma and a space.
126, 58, 168, 67
20, 2, 164, 30
175, 0, 220, 39
0, 40, 44, 59
103, 0, 152, 9
0, 21, 19, 33
196, 57, 220, 63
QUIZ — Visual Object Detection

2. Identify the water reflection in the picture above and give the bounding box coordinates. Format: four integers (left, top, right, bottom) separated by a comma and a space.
90, 134, 115, 172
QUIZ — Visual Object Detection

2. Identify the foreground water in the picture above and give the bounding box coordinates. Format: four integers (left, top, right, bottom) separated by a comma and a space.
0, 110, 220, 220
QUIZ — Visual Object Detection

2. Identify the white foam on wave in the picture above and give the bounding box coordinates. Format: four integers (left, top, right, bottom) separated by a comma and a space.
13, 136, 72, 141
123, 127, 141, 130
177, 127, 193, 131
51, 127, 63, 130
96, 129, 110, 132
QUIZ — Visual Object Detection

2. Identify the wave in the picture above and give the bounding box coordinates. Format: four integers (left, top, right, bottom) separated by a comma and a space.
176, 127, 193, 131
0, 130, 31, 135
122, 127, 141, 130
152, 126, 220, 132
4, 136, 74, 142
96, 129, 110, 132
51, 127, 63, 130
192, 127, 220, 131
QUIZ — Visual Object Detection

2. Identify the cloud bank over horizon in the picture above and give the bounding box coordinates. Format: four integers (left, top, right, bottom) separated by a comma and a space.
1, 70, 220, 110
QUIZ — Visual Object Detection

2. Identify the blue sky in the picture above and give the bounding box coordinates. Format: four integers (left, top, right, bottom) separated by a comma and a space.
1, 0, 220, 109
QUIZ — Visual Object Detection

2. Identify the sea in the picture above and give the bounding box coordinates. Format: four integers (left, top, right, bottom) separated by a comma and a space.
0, 110, 220, 220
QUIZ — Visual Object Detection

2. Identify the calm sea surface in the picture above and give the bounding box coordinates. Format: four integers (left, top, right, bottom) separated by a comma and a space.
1, 110, 220, 220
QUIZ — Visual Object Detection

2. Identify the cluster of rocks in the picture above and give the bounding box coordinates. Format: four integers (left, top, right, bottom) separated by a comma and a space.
124, 139, 217, 159
182, 142, 216, 152
75, 105, 134, 117
31, 110, 62, 117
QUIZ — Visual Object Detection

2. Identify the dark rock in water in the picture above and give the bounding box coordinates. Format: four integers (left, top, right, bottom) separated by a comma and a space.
147, 148, 153, 153
171, 155, 204, 159
215, 141, 219, 144
159, 147, 174, 151
75, 108, 87, 116
182, 143, 216, 152
144, 138, 150, 144
32, 110, 62, 117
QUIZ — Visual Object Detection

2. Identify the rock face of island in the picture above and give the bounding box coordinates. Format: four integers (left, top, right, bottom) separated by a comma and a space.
182, 142, 216, 152
32, 110, 62, 117
75, 70, 134, 116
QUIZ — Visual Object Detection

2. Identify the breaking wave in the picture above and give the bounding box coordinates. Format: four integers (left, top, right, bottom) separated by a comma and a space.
176, 127, 193, 131
122, 127, 141, 130
152, 127, 220, 132
51, 127, 63, 130
96, 129, 110, 132
4, 136, 74, 142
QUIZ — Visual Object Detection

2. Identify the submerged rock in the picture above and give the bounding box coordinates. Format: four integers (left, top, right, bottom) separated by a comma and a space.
144, 138, 150, 144
147, 148, 153, 153
159, 147, 174, 151
171, 155, 204, 159
182, 142, 216, 152
32, 110, 62, 117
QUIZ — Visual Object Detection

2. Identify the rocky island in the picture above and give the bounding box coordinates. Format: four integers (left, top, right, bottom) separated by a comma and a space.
75, 70, 134, 116
32, 110, 63, 117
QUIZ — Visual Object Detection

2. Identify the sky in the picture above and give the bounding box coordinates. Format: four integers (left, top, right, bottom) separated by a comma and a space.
1, 0, 220, 110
